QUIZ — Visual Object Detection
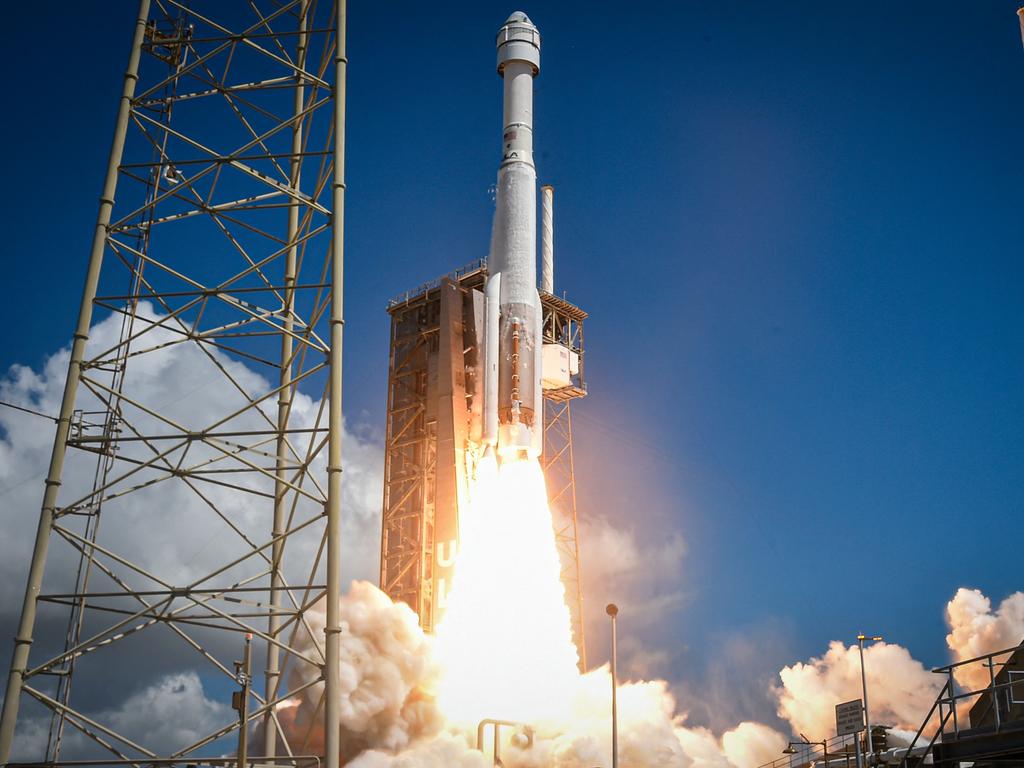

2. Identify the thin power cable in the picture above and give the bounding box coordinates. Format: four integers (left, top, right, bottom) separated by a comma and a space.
0, 400, 57, 423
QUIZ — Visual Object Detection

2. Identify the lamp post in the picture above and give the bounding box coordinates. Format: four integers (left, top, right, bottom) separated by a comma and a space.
857, 634, 883, 759
607, 603, 619, 768
783, 737, 828, 768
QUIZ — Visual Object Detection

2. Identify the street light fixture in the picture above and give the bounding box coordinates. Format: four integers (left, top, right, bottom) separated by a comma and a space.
857, 633, 883, 758
607, 604, 619, 768
783, 736, 828, 766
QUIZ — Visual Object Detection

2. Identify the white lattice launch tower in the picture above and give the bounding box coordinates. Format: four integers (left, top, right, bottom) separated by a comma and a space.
0, 1, 348, 765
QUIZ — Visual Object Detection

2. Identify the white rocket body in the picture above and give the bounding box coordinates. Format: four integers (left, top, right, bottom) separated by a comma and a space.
483, 12, 543, 461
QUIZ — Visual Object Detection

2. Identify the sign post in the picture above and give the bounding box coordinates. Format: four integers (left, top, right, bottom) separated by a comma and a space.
836, 699, 865, 768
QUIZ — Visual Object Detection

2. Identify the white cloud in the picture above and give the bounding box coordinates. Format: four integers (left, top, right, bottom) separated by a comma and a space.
10, 671, 231, 762
946, 588, 1024, 690
0, 305, 384, 608
0, 306, 386, 760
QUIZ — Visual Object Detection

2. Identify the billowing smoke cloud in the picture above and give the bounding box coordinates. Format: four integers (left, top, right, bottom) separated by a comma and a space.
720, 722, 788, 768
277, 581, 444, 761
775, 641, 942, 738
348, 733, 490, 768
946, 588, 1024, 690
270, 577, 789, 768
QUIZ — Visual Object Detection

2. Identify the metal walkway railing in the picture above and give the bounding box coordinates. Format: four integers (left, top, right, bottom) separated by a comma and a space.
756, 641, 1024, 768
896, 641, 1024, 768
757, 733, 864, 768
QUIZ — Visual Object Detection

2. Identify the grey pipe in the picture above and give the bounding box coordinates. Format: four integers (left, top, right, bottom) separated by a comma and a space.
541, 185, 554, 294
265, 2, 309, 761
324, 1, 347, 767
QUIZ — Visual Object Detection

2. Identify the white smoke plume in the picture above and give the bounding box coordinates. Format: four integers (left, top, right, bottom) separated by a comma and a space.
775, 641, 942, 738
348, 733, 490, 768
720, 722, 789, 768
277, 581, 444, 761
946, 588, 1024, 690
673, 726, 733, 768
270, 577, 789, 768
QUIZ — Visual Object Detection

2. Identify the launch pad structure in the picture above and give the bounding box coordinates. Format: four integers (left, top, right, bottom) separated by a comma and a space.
0, 1, 348, 765
379, 254, 589, 666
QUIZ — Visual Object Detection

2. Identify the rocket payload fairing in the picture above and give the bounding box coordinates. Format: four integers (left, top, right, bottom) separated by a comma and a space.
483, 11, 544, 461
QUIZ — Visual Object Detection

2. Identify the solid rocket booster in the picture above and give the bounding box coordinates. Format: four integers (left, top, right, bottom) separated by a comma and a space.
483, 12, 543, 461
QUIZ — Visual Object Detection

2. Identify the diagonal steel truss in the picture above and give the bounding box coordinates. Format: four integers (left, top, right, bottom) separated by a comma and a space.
543, 398, 587, 672
0, 1, 346, 765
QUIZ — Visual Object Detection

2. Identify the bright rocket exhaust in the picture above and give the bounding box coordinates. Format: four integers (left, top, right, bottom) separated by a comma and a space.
482, 12, 544, 462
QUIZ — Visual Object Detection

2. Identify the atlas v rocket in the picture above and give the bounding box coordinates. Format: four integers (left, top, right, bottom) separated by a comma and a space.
483, 12, 544, 461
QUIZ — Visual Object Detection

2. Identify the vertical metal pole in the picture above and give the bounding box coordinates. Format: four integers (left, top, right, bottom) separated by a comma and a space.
237, 634, 252, 768
949, 670, 959, 736
565, 403, 586, 671
854, 732, 863, 768
986, 658, 1001, 730
325, 1, 346, 766
858, 637, 873, 758
540, 185, 554, 294
0, 2, 151, 761
607, 604, 619, 768
265, 2, 308, 760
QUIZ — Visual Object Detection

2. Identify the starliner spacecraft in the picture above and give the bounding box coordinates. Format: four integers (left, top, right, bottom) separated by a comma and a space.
483, 11, 544, 461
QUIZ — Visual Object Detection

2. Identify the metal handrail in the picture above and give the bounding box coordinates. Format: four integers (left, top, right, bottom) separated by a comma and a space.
757, 732, 861, 768
931, 641, 1024, 673
895, 640, 1024, 768
897, 677, 953, 768
386, 258, 488, 309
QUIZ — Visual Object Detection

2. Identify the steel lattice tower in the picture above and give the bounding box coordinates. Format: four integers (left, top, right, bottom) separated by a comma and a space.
539, 298, 588, 671
542, 400, 587, 671
379, 268, 589, 668
0, 1, 347, 765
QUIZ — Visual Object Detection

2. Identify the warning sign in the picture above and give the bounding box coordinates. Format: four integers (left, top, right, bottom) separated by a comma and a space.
835, 699, 865, 736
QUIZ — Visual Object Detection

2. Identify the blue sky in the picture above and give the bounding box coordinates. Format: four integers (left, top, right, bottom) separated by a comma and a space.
2, 0, 1023, 729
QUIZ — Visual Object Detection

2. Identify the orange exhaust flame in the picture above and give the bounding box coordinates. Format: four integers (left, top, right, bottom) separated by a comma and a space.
433, 455, 580, 729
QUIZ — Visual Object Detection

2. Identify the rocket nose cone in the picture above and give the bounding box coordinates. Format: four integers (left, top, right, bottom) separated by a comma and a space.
505, 11, 532, 24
